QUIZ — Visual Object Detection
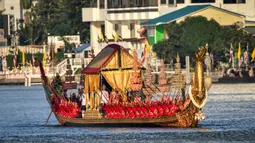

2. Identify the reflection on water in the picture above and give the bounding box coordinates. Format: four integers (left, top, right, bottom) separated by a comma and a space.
0, 84, 255, 142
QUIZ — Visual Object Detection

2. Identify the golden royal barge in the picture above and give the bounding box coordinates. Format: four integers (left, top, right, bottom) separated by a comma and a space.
39, 44, 211, 127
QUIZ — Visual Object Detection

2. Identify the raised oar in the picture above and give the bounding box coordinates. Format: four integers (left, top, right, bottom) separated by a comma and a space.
45, 110, 53, 126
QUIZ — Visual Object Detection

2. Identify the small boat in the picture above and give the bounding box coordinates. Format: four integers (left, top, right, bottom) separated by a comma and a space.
39, 44, 211, 127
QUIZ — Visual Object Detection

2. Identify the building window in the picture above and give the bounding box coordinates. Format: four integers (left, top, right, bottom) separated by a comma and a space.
147, 26, 155, 36
84, 51, 89, 58
84, 0, 97, 8
149, 0, 158, 6
191, 0, 215, 3
129, 0, 135, 7
114, 24, 119, 32
10, 6, 14, 10
169, 0, 184, 4
161, 0, 167, 4
223, 0, 245, 4
130, 23, 135, 38
100, 0, 105, 8
136, 0, 142, 7
177, 0, 185, 3
114, 23, 122, 35
169, 0, 174, 4
108, 0, 158, 8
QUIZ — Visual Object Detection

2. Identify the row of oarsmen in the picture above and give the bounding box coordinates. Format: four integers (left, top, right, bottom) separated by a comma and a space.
102, 102, 179, 119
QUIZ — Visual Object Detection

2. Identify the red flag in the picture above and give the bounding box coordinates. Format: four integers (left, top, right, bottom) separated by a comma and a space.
118, 34, 123, 41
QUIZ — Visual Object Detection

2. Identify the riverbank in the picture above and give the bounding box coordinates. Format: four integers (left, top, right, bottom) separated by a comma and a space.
0, 77, 42, 85
0, 70, 220, 86
0, 72, 43, 85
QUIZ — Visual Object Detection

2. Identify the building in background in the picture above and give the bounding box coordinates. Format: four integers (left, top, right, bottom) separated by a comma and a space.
0, 0, 22, 46
0, 0, 39, 46
0, 29, 7, 47
73, 43, 92, 68
47, 35, 81, 52
82, 0, 255, 57
0, 0, 22, 22
142, 4, 246, 45
82, 0, 159, 56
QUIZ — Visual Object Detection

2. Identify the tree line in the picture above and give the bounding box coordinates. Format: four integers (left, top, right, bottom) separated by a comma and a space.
153, 16, 255, 63
18, 0, 90, 45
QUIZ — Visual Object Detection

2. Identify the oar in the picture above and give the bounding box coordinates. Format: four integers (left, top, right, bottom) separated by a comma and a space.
45, 110, 53, 126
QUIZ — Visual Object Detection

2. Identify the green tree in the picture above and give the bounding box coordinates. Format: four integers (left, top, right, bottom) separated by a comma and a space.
51, 23, 72, 36
54, 50, 64, 65
63, 0, 90, 42
20, 0, 32, 9
153, 16, 255, 62
222, 26, 255, 53
18, 0, 90, 45
153, 40, 173, 61
178, 16, 225, 54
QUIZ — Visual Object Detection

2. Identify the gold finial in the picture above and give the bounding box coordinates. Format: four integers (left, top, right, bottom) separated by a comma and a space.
205, 43, 209, 53
176, 53, 180, 63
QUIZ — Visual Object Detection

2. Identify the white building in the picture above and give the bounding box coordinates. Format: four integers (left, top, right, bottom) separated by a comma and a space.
0, 0, 22, 20
160, 0, 255, 21
0, 0, 22, 46
47, 35, 81, 52
0, 0, 22, 32
82, 0, 255, 56
82, 0, 160, 56
0, 0, 39, 46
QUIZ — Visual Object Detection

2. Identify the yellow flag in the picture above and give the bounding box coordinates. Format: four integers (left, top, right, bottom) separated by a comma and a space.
131, 45, 135, 52
251, 48, 255, 62
22, 50, 25, 66
30, 60, 32, 68
43, 51, 47, 67
114, 32, 118, 42
238, 42, 241, 61
145, 40, 150, 54
100, 32, 104, 42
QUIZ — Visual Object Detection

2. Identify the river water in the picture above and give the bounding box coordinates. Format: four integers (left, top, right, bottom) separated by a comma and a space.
0, 84, 255, 142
